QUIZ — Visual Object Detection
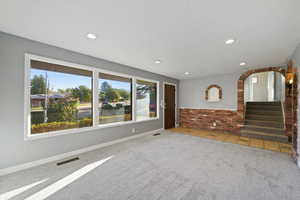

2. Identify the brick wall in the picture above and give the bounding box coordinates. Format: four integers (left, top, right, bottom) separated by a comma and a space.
180, 108, 242, 134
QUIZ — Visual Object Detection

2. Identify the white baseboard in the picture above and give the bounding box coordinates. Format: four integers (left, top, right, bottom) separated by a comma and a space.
0, 129, 163, 176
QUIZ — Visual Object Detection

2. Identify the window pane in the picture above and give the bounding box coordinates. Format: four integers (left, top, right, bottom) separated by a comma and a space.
30, 60, 93, 134
136, 80, 157, 120
99, 73, 132, 124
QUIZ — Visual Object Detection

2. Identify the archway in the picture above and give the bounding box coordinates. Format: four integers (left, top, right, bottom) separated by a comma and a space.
237, 67, 286, 121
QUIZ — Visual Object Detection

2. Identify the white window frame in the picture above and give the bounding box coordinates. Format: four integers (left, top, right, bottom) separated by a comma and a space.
24, 54, 159, 140
135, 78, 160, 122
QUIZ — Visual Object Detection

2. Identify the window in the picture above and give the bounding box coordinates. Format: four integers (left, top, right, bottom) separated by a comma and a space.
29, 60, 93, 135
99, 73, 132, 125
136, 80, 158, 121
25, 54, 161, 139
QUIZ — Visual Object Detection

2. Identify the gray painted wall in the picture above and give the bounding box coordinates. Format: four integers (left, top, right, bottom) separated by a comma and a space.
292, 44, 300, 67
291, 43, 300, 167
0, 32, 179, 169
179, 72, 241, 110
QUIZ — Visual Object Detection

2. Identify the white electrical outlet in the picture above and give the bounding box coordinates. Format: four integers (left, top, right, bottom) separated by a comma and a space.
132, 128, 136, 133
213, 122, 217, 127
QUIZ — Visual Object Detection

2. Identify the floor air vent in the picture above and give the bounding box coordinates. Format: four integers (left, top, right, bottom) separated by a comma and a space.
57, 157, 79, 166
153, 133, 161, 136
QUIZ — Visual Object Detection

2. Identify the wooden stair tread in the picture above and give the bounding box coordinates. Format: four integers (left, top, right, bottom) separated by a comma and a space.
245, 119, 283, 123
241, 129, 287, 138
246, 114, 282, 118
243, 124, 284, 131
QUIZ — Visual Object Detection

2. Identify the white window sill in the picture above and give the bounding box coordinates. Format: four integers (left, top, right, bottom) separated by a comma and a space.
25, 117, 159, 141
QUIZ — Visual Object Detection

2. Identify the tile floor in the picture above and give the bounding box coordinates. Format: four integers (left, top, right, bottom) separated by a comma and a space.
169, 127, 292, 154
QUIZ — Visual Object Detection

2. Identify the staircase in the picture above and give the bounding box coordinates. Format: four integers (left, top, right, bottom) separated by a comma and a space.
241, 102, 289, 143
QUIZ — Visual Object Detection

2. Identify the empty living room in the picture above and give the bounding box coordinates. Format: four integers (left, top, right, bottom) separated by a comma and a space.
1, 0, 300, 199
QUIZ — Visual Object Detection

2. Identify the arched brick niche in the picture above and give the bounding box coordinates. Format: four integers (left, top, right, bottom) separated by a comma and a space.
237, 67, 286, 121
205, 85, 222, 101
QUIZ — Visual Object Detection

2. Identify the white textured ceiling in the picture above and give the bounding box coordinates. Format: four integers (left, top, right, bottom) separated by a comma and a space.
1, 0, 300, 79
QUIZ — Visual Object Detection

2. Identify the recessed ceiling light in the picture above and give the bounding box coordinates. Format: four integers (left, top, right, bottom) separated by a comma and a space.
240, 62, 246, 66
87, 33, 97, 40
184, 72, 190, 75
155, 60, 161, 64
225, 39, 235, 44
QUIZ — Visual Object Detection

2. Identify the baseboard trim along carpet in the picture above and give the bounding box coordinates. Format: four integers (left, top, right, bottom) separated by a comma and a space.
0, 129, 163, 176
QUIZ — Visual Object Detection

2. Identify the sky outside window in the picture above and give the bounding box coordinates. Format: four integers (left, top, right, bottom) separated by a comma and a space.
31, 69, 130, 92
